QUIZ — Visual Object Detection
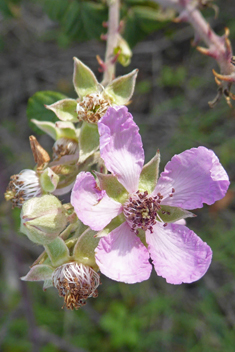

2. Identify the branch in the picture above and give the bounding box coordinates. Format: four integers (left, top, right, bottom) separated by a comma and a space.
101, 0, 120, 86
153, 0, 235, 107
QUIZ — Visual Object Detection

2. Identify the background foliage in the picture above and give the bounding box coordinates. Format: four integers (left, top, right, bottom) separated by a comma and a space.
1, 0, 235, 351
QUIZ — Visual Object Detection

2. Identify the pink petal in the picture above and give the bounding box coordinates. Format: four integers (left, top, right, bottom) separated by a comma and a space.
95, 222, 151, 283
146, 222, 212, 284
71, 172, 122, 231
98, 106, 144, 193
153, 147, 229, 209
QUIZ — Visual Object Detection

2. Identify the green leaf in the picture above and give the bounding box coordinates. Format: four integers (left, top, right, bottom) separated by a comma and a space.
45, 98, 78, 122
27, 91, 67, 134
40, 0, 70, 21
96, 172, 129, 204
62, 1, 107, 41
159, 205, 195, 223
104, 69, 138, 105
139, 150, 160, 194
123, 4, 174, 47
79, 122, 99, 163
73, 57, 99, 98
0, 0, 15, 18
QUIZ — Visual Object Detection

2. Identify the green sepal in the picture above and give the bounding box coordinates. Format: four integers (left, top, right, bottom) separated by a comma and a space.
103, 69, 138, 105
31, 120, 57, 140
138, 150, 160, 193
73, 229, 99, 270
43, 279, 53, 289
44, 237, 70, 267
159, 205, 195, 223
79, 121, 99, 163
21, 264, 54, 282
55, 121, 77, 140
73, 57, 99, 98
136, 228, 147, 247
96, 172, 128, 203
96, 214, 125, 238
45, 98, 78, 123
31, 120, 77, 141
40, 167, 59, 193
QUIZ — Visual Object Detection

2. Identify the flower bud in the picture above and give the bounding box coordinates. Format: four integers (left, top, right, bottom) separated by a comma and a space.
20, 195, 67, 245
52, 262, 100, 310
114, 34, 132, 67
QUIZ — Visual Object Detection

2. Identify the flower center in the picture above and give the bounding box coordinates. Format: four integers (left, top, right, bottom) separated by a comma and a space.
76, 93, 111, 124
123, 190, 164, 234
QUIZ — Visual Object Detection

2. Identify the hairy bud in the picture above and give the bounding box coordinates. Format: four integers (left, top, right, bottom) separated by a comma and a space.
20, 195, 67, 245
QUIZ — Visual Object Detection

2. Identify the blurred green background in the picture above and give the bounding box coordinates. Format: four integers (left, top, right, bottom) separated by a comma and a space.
1, 1, 235, 351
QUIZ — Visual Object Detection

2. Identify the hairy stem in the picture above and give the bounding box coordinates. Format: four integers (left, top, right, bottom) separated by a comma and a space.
102, 0, 120, 86
153, 0, 234, 74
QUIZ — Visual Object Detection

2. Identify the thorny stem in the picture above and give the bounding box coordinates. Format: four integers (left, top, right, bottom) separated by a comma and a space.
102, 0, 120, 86
153, 0, 233, 73
153, 0, 235, 105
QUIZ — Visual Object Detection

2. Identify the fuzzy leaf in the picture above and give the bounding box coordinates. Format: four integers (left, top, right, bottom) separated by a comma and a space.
104, 69, 138, 105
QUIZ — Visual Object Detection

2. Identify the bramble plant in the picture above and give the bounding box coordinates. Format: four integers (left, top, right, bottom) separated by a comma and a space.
4, 0, 232, 310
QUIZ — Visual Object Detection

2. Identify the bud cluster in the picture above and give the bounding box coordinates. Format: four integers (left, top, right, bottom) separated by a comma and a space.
5, 57, 137, 309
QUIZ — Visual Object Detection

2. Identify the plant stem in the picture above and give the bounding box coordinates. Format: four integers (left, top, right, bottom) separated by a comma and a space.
153, 0, 234, 74
102, 0, 120, 86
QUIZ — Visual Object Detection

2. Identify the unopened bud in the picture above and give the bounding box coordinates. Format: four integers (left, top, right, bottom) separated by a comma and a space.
20, 195, 67, 245
53, 262, 100, 310
114, 35, 132, 67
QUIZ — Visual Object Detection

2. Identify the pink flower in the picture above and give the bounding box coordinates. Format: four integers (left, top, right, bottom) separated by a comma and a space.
71, 106, 230, 284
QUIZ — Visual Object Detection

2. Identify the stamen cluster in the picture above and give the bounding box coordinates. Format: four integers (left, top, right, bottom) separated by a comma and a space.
52, 262, 100, 310
5, 170, 41, 208
76, 93, 111, 123
123, 190, 164, 234
52, 138, 79, 160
